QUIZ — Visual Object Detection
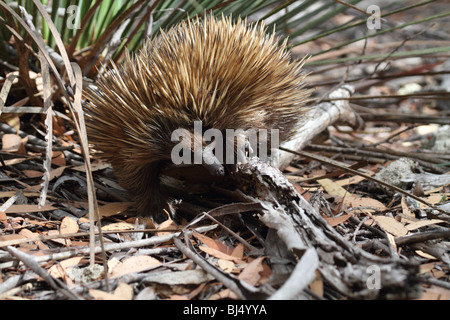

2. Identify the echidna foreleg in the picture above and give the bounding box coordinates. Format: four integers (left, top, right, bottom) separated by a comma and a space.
118, 161, 170, 223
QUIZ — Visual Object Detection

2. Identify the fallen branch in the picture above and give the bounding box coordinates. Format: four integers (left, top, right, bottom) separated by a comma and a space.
6, 246, 81, 300
173, 234, 268, 299
274, 85, 363, 170
234, 158, 422, 299
256, 202, 319, 299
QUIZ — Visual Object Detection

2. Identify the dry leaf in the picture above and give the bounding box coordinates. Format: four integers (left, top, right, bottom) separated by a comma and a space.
386, 232, 397, 252
318, 178, 347, 198
5, 204, 56, 214
401, 196, 415, 218
343, 195, 386, 211
430, 268, 447, 279
193, 232, 233, 255
405, 219, 445, 231
156, 218, 177, 236
49, 166, 68, 180
107, 257, 121, 272
19, 228, 48, 250
425, 194, 448, 205
294, 184, 311, 201
135, 287, 157, 300
419, 286, 450, 300
0, 233, 27, 243
0, 191, 31, 198
335, 175, 366, 186
2, 134, 22, 153
101, 222, 134, 231
323, 214, 351, 227
51, 151, 66, 166
198, 245, 241, 262
60, 216, 79, 235
47, 229, 70, 246
209, 289, 235, 300
309, 270, 324, 298
212, 235, 235, 255
89, 281, 133, 300
143, 269, 213, 291
419, 262, 436, 274
415, 250, 437, 260
22, 170, 43, 178
0, 158, 28, 166
373, 216, 408, 236
218, 259, 235, 273
259, 261, 272, 285
0, 211, 7, 226
238, 257, 265, 286
72, 160, 111, 172
109, 255, 161, 278
112, 281, 134, 300
284, 165, 298, 173
48, 257, 83, 279
98, 202, 133, 218
231, 243, 244, 259
169, 294, 189, 300
23, 184, 42, 193
215, 257, 270, 299
193, 232, 219, 249
319, 178, 385, 211
4, 114, 20, 131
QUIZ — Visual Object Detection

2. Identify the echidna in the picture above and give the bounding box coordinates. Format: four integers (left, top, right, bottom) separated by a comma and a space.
85, 15, 312, 222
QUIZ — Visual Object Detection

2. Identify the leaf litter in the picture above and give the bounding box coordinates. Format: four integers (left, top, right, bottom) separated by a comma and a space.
0, 1, 449, 301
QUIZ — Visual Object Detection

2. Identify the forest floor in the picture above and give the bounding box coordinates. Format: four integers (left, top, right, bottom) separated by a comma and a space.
0, 1, 449, 301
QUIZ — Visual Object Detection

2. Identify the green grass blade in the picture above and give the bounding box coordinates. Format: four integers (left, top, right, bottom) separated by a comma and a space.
310, 9, 450, 59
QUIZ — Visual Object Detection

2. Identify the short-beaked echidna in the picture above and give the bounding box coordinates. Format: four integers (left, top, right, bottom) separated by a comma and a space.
85, 16, 312, 222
